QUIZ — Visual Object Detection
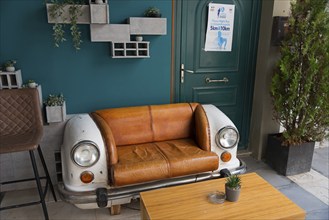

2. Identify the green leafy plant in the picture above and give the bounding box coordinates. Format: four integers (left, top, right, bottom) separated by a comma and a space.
144, 7, 161, 17
68, 2, 83, 50
225, 175, 241, 190
4, 60, 16, 67
270, 0, 329, 146
44, 94, 65, 106
48, 0, 84, 50
49, 0, 66, 47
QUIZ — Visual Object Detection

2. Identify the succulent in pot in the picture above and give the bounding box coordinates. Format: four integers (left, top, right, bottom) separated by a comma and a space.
27, 80, 37, 88
4, 60, 16, 72
44, 93, 66, 123
225, 174, 241, 202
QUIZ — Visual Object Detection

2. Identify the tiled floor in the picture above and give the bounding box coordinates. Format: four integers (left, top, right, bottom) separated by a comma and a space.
1, 144, 328, 220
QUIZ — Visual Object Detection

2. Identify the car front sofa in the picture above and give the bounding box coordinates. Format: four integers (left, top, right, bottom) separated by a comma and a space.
91, 103, 219, 187
59, 103, 245, 211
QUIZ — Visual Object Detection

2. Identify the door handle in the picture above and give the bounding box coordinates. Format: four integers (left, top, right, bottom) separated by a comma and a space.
205, 77, 229, 83
181, 64, 195, 83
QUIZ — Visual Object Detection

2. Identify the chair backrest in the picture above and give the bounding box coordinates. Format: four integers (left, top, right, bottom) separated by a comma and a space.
92, 103, 199, 146
0, 88, 43, 137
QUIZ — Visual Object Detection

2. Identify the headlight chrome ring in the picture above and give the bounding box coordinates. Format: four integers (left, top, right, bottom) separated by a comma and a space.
71, 141, 100, 167
215, 126, 239, 149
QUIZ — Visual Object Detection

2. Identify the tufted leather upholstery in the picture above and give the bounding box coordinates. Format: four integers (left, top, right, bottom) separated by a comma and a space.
92, 103, 219, 187
0, 89, 43, 154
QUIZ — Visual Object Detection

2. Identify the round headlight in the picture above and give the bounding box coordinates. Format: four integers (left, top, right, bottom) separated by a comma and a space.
215, 126, 239, 149
72, 141, 100, 167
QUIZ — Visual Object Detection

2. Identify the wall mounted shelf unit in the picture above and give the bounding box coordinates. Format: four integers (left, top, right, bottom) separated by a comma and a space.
0, 70, 22, 89
46, 1, 166, 58
128, 17, 167, 35
111, 42, 150, 58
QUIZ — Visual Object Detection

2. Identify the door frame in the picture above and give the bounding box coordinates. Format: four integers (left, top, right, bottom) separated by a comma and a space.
172, 0, 262, 151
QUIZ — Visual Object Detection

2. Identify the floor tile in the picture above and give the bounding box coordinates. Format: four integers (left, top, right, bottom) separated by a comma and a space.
278, 182, 328, 213
312, 147, 329, 178
254, 168, 293, 188
306, 208, 329, 220
288, 169, 329, 205
239, 155, 268, 172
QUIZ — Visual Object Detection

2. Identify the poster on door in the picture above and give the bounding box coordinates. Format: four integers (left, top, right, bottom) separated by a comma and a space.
204, 3, 235, 52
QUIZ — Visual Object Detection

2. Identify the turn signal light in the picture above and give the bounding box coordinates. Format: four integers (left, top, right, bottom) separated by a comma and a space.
80, 171, 94, 183
221, 151, 232, 162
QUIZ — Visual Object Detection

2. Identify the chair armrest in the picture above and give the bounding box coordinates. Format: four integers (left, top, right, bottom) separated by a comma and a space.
194, 105, 211, 151
91, 113, 118, 165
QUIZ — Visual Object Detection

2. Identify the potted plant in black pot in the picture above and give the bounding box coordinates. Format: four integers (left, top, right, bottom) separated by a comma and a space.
266, 0, 329, 176
225, 174, 241, 202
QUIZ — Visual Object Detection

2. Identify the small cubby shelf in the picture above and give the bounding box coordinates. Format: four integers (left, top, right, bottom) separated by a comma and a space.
0, 70, 22, 89
111, 42, 150, 58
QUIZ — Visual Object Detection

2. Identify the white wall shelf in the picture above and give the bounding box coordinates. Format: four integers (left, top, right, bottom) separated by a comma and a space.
0, 70, 22, 89
46, 2, 166, 58
111, 42, 150, 58
128, 17, 167, 35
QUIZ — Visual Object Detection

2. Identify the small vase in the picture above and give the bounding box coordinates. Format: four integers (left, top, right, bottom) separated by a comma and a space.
136, 36, 143, 41
95, 0, 103, 4
6, 66, 15, 72
28, 82, 37, 88
225, 184, 241, 202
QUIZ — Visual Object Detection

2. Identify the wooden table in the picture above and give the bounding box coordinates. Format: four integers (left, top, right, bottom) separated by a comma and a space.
140, 173, 305, 220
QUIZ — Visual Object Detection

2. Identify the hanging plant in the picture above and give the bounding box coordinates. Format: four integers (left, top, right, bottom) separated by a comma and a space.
68, 2, 83, 50
49, 1, 66, 47
47, 0, 84, 50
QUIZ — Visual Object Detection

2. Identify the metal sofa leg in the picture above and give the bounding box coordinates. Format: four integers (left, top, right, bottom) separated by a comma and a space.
37, 146, 57, 202
30, 150, 49, 220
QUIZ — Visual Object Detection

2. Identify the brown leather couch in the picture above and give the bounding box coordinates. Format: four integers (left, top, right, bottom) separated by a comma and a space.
91, 103, 219, 187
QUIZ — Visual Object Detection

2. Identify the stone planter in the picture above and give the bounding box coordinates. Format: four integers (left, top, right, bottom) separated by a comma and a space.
265, 133, 315, 176
225, 184, 240, 202
128, 17, 167, 35
46, 102, 66, 123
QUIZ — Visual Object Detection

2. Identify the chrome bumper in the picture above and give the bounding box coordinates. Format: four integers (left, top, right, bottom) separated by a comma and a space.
58, 159, 246, 206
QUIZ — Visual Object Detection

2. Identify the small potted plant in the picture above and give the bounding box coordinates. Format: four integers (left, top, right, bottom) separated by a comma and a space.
44, 93, 66, 123
4, 60, 17, 72
27, 80, 38, 88
225, 174, 241, 202
144, 7, 161, 17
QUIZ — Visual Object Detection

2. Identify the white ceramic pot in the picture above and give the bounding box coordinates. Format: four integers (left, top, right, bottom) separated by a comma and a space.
136, 36, 143, 41
28, 82, 37, 88
6, 66, 15, 72
95, 0, 103, 4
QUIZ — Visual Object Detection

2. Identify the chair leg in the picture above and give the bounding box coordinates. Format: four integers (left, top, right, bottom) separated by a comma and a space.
30, 150, 49, 220
37, 146, 57, 202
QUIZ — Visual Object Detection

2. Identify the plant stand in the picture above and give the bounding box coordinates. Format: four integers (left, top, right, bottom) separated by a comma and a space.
265, 134, 315, 176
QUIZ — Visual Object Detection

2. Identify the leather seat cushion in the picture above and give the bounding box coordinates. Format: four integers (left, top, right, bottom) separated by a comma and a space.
112, 139, 218, 187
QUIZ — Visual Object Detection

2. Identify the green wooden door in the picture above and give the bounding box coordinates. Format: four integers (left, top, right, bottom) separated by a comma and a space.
175, 0, 261, 150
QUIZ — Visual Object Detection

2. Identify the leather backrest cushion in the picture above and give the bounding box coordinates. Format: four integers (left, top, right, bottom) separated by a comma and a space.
93, 103, 199, 146
151, 103, 195, 142
0, 88, 42, 137
94, 106, 153, 146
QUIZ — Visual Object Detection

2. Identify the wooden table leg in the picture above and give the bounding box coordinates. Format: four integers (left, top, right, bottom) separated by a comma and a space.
109, 205, 121, 215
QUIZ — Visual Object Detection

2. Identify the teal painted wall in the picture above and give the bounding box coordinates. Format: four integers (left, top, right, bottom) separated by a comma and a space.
0, 0, 172, 113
